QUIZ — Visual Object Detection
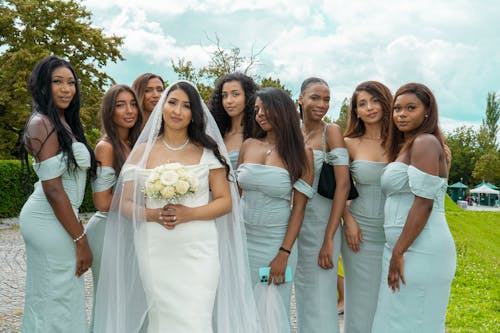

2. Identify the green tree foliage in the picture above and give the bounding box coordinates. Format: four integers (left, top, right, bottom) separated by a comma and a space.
335, 97, 349, 133
479, 92, 500, 151
472, 150, 500, 184
0, 0, 123, 158
446, 126, 479, 185
171, 37, 288, 102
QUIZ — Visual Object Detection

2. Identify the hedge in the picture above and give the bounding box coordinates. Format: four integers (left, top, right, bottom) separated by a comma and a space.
0, 160, 95, 218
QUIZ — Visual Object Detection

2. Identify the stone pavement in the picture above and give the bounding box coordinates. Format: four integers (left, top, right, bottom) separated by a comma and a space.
0, 219, 343, 332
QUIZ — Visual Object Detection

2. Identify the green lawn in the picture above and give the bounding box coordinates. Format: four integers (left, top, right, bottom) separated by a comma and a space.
445, 196, 499, 332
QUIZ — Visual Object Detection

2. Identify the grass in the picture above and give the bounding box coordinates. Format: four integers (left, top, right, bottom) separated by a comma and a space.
445, 196, 499, 332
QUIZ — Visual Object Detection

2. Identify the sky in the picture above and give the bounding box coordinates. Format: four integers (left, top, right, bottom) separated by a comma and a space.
83, 0, 500, 134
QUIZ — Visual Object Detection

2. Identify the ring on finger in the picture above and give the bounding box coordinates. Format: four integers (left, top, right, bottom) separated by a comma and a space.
172, 215, 177, 221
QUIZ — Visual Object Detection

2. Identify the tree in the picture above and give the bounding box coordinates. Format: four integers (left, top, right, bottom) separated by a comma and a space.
445, 126, 480, 185
472, 151, 500, 184
0, 0, 123, 158
479, 92, 500, 151
171, 37, 288, 103
335, 98, 349, 133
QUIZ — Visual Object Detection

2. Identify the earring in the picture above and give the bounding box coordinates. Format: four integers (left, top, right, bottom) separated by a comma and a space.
425, 114, 429, 118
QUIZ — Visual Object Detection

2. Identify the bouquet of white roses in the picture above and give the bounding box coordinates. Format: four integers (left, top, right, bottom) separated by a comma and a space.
144, 163, 198, 202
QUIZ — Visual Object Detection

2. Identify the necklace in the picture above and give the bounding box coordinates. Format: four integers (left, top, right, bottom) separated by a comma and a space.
362, 135, 381, 140
264, 141, 275, 155
161, 137, 190, 151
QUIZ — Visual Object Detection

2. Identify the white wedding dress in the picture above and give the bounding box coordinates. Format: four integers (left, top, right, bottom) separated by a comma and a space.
134, 148, 222, 333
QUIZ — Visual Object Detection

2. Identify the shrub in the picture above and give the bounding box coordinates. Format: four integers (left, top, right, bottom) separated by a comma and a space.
0, 159, 95, 218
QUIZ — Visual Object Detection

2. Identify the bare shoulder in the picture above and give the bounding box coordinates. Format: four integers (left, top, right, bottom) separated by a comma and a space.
412, 134, 442, 153
325, 123, 345, 149
95, 140, 114, 167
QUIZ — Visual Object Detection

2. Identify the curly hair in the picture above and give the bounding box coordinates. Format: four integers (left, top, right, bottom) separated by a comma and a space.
208, 72, 258, 140
344, 81, 393, 148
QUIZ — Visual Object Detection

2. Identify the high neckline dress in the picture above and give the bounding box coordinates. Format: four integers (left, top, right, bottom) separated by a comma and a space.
19, 142, 90, 333
371, 162, 456, 332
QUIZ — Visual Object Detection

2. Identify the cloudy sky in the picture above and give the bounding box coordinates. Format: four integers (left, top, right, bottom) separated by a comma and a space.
84, 0, 500, 133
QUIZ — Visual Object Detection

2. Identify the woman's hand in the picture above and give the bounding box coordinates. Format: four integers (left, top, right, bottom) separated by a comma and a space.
158, 204, 193, 229
388, 250, 406, 292
268, 251, 289, 286
318, 238, 334, 270
344, 218, 363, 252
75, 237, 92, 277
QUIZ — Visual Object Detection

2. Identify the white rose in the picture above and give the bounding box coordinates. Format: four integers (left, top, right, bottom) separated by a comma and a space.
190, 177, 199, 192
160, 170, 179, 186
175, 180, 190, 195
160, 186, 176, 199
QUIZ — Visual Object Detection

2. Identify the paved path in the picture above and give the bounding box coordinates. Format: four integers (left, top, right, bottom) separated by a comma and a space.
0, 220, 343, 332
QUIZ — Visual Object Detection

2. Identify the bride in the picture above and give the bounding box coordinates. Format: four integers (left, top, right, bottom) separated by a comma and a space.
93, 81, 260, 333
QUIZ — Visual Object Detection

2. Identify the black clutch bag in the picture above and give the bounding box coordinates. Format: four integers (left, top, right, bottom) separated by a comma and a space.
317, 161, 359, 200
316, 124, 359, 200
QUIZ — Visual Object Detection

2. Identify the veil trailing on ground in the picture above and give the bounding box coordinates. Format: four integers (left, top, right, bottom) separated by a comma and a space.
93, 80, 261, 332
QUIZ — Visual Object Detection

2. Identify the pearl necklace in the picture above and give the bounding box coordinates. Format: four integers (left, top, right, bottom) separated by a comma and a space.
161, 137, 190, 151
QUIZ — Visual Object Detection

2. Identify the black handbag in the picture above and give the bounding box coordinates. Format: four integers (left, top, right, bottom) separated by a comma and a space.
316, 125, 359, 200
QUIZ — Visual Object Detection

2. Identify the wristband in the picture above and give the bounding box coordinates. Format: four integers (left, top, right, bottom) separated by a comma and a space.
73, 231, 86, 243
279, 246, 291, 255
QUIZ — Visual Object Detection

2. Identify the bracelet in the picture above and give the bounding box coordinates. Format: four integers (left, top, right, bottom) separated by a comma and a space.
279, 246, 291, 255
73, 231, 86, 243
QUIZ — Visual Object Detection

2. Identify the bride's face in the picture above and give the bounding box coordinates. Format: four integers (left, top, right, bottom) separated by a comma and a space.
162, 88, 193, 131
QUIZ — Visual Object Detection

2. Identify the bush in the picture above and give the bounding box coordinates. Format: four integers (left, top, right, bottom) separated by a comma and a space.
0, 159, 95, 218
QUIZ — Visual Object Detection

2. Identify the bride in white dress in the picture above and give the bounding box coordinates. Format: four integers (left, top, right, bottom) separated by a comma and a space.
93, 81, 260, 333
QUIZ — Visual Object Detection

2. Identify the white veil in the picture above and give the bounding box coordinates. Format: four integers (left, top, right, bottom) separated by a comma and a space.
93, 80, 261, 332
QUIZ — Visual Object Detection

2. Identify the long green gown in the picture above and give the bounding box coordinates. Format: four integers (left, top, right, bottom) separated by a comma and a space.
341, 160, 387, 333
237, 163, 313, 329
19, 142, 90, 333
295, 147, 349, 333
371, 162, 456, 332
85, 166, 116, 332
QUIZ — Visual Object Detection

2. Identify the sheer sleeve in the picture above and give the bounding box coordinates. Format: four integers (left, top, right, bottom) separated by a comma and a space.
327, 147, 349, 166
408, 165, 446, 199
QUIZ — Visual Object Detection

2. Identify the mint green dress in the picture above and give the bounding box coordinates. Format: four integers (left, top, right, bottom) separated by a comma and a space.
237, 163, 314, 328
228, 150, 240, 172
295, 148, 349, 333
371, 162, 456, 332
85, 166, 116, 332
19, 142, 90, 333
341, 160, 387, 333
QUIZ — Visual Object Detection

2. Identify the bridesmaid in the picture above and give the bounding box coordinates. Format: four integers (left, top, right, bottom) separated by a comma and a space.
371, 83, 456, 332
341, 81, 392, 333
85, 84, 142, 331
132, 73, 165, 124
209, 72, 258, 170
19, 55, 97, 332
295, 77, 350, 333
237, 87, 314, 329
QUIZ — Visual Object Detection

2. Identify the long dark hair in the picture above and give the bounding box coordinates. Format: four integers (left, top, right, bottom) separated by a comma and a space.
24, 55, 96, 177
132, 73, 165, 115
99, 84, 143, 175
159, 82, 230, 177
298, 77, 329, 119
387, 82, 445, 161
208, 72, 258, 140
344, 81, 392, 148
255, 87, 307, 183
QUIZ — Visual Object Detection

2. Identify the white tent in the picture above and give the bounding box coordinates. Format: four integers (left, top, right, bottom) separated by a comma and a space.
470, 185, 499, 195
470, 185, 499, 206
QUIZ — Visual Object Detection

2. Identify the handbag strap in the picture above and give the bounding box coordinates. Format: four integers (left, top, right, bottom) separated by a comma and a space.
321, 124, 329, 162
